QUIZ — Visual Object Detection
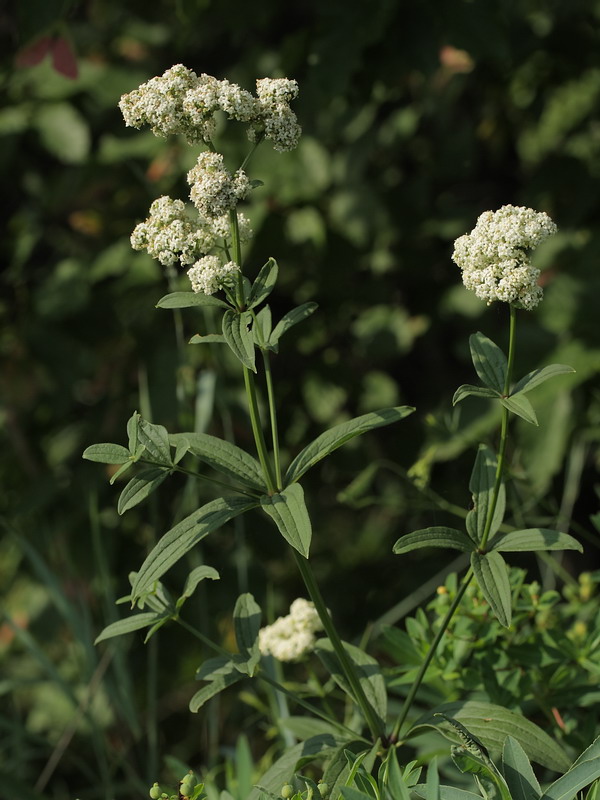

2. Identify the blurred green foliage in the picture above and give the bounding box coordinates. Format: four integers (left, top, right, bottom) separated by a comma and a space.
2, 0, 600, 797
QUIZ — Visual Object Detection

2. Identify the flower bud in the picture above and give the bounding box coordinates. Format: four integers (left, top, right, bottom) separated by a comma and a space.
281, 784, 294, 798
318, 782, 329, 797
149, 784, 162, 800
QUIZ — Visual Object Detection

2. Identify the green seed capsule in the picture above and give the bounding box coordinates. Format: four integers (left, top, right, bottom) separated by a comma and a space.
318, 783, 329, 797
281, 784, 294, 799
149, 783, 162, 799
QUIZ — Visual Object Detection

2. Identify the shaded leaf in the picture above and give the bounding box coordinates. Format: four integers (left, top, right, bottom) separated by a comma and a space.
502, 736, 542, 800
467, 445, 505, 544
414, 786, 482, 800
489, 528, 582, 553
117, 467, 169, 515
222, 309, 256, 372
260, 483, 312, 557
471, 551, 512, 627
248, 257, 278, 309
138, 418, 172, 464
95, 612, 163, 644
176, 565, 220, 610
285, 407, 414, 485
132, 496, 257, 601
393, 527, 474, 555
189, 669, 243, 712
157, 291, 229, 309
233, 592, 261, 676
189, 334, 226, 344
453, 385, 500, 406
511, 364, 575, 396
252, 305, 272, 348
500, 395, 538, 425
541, 736, 600, 800
269, 302, 319, 351
470, 333, 507, 393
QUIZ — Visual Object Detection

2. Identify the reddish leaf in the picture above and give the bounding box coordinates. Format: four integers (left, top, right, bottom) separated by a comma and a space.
15, 35, 52, 68
51, 36, 78, 79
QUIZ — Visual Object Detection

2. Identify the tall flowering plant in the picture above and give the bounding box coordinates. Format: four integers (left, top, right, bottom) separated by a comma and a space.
84, 67, 598, 800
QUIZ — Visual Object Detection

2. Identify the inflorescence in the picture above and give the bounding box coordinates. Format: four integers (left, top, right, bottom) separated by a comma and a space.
258, 598, 323, 662
121, 66, 300, 295
452, 204, 557, 310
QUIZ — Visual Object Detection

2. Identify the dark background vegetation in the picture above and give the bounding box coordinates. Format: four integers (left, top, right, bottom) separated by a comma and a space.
2, 1, 600, 798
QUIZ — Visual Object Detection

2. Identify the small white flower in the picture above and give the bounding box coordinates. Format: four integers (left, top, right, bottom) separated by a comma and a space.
187, 152, 251, 218
258, 598, 323, 663
187, 256, 239, 295
452, 204, 557, 310
250, 78, 301, 152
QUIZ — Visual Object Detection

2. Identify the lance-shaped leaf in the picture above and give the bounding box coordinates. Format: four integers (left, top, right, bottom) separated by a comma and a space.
82, 443, 130, 464
500, 395, 538, 425
222, 309, 256, 372
451, 748, 511, 800
138, 418, 172, 464
466, 444, 505, 545
502, 736, 542, 800
393, 527, 474, 555
489, 528, 582, 554
169, 431, 265, 491
541, 735, 600, 800
471, 551, 512, 628
248, 257, 278, 309
95, 612, 166, 644
414, 786, 482, 800
268, 302, 318, 352
260, 483, 312, 557
315, 638, 387, 731
156, 291, 229, 309
285, 407, 414, 486
252, 305, 272, 348
132, 496, 257, 601
453, 385, 500, 406
127, 411, 139, 453
470, 333, 508, 393
189, 334, 226, 344
409, 700, 570, 772
117, 467, 170, 515
176, 565, 220, 611
233, 592, 262, 676
511, 364, 575, 397
190, 658, 243, 712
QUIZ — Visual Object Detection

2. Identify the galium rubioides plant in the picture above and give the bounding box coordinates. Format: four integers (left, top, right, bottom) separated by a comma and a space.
83, 66, 592, 799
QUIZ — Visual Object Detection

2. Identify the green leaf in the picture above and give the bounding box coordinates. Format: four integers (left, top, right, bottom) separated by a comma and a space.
169, 431, 265, 491
176, 565, 220, 611
489, 528, 582, 553
127, 411, 139, 454
280, 717, 346, 741
340, 788, 374, 800
393, 527, 474, 555
132, 496, 257, 601
467, 445, 505, 545
82, 443, 130, 464
222, 309, 256, 372
156, 291, 229, 309
189, 334, 226, 344
109, 460, 133, 485
409, 700, 570, 772
425, 758, 441, 800
502, 736, 541, 800
453, 385, 500, 406
94, 612, 164, 644
34, 102, 90, 164
233, 593, 262, 676
269, 302, 319, 351
117, 467, 169, 515
190, 668, 243, 712
138, 418, 172, 464
322, 743, 370, 800
451, 748, 511, 800
252, 305, 272, 348
315, 638, 387, 731
382, 748, 413, 800
248, 735, 345, 800
511, 364, 575, 396
414, 786, 482, 800
260, 483, 312, 557
248, 257, 278, 309
500, 395, 538, 425
541, 736, 600, 800
470, 333, 507, 393
285, 407, 414, 485
471, 551, 512, 627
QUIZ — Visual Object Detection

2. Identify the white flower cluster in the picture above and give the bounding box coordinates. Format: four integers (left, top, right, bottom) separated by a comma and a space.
452, 205, 557, 310
119, 65, 301, 151
258, 598, 323, 663
187, 152, 251, 218
187, 256, 239, 296
130, 195, 252, 271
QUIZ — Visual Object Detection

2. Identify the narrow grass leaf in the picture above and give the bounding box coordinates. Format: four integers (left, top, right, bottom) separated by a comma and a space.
470, 333, 507, 392
285, 407, 414, 485
132, 496, 257, 601
425, 758, 441, 800
393, 527, 474, 555
471, 551, 512, 627
157, 291, 229, 309
117, 467, 169, 514
170, 431, 265, 491
453, 385, 500, 406
82, 443, 130, 464
260, 483, 312, 557
500, 395, 538, 425
222, 309, 256, 372
269, 302, 318, 351
489, 528, 582, 553
502, 735, 542, 800
511, 364, 575, 396
248, 257, 278, 309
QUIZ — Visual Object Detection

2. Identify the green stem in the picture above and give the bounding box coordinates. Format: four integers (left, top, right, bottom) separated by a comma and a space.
243, 367, 277, 494
480, 304, 517, 549
391, 570, 474, 741
292, 550, 386, 741
262, 349, 282, 490
229, 208, 245, 309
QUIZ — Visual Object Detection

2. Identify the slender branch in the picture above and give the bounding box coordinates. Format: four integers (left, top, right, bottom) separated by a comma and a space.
243, 367, 277, 494
262, 349, 282, 490
391, 570, 474, 741
292, 550, 386, 741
